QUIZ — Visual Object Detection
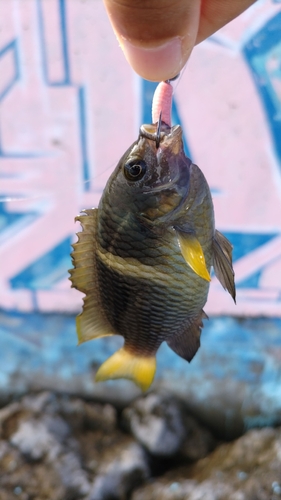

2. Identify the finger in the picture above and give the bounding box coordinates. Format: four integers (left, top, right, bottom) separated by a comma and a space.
196, 0, 257, 44
103, 0, 201, 81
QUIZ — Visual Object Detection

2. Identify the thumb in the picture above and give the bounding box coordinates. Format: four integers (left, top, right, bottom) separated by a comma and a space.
103, 0, 201, 82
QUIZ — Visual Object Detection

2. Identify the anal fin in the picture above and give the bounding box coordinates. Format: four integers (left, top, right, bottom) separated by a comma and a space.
213, 230, 236, 302
95, 348, 156, 392
176, 229, 211, 282
167, 310, 208, 362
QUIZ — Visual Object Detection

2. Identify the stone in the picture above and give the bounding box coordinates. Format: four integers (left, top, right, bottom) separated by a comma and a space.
59, 398, 117, 433
132, 479, 234, 500
122, 392, 216, 460
0, 391, 152, 499
10, 418, 62, 461
132, 427, 281, 500
0, 390, 281, 500
87, 443, 150, 500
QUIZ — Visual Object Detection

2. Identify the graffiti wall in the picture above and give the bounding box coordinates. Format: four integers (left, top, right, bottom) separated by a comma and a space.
0, 0, 281, 317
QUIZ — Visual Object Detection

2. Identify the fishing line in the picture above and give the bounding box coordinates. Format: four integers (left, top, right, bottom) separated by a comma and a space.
0, 70, 188, 207
0, 160, 117, 205
166, 64, 187, 93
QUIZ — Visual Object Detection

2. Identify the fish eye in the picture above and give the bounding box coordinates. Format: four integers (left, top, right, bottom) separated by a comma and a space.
123, 159, 147, 182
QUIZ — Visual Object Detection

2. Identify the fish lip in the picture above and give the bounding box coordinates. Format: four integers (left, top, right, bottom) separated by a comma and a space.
139, 128, 184, 195
139, 123, 181, 149
139, 122, 171, 145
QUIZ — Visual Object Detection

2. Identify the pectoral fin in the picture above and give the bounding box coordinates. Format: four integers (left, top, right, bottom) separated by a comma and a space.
95, 348, 156, 392
167, 310, 208, 362
213, 230, 236, 302
69, 208, 114, 344
176, 230, 211, 282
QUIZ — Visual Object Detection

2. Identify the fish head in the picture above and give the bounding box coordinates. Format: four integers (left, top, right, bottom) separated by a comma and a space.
108, 123, 191, 221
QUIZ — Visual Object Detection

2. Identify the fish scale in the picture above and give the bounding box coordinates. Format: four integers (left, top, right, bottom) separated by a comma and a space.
96, 207, 209, 341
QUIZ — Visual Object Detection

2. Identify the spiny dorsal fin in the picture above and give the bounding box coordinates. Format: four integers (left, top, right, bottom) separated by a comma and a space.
69, 209, 98, 293
95, 347, 156, 392
167, 310, 208, 362
176, 229, 211, 282
69, 208, 115, 344
213, 229, 236, 303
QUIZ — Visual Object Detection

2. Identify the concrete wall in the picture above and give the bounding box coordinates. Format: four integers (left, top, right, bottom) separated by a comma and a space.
0, 0, 281, 435
0, 0, 280, 316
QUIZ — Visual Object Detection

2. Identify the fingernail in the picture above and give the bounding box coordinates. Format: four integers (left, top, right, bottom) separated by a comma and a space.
120, 37, 185, 82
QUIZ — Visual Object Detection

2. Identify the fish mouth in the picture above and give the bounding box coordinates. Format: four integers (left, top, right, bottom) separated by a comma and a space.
139, 122, 182, 146
138, 124, 186, 195
136, 122, 190, 220
139, 121, 171, 148
139, 123, 183, 155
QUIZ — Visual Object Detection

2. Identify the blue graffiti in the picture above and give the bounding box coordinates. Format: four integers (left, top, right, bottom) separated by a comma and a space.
0, 39, 48, 158
10, 236, 72, 290
244, 12, 281, 165
0, 40, 20, 101
37, 0, 90, 186
0, 0, 91, 290
78, 86, 91, 188
37, 0, 70, 85
0, 201, 37, 239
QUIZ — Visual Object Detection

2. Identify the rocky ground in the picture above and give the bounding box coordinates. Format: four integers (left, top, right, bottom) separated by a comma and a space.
0, 391, 280, 500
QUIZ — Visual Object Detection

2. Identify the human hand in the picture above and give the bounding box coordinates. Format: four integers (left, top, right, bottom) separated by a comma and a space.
103, 0, 256, 81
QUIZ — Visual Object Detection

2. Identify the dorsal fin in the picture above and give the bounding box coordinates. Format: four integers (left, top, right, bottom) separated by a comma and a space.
69, 209, 114, 344
70, 209, 97, 294
213, 230, 236, 303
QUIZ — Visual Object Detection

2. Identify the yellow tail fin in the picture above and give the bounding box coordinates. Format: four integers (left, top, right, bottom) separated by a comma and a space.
95, 348, 156, 392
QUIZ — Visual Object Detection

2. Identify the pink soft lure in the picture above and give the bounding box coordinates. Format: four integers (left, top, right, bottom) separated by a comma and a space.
152, 81, 173, 126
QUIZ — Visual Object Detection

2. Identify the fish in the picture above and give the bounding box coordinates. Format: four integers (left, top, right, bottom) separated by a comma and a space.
69, 119, 235, 391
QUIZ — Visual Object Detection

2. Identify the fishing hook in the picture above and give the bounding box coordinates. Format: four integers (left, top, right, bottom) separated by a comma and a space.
155, 111, 162, 149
